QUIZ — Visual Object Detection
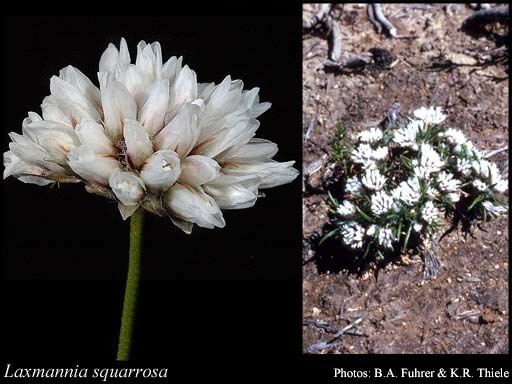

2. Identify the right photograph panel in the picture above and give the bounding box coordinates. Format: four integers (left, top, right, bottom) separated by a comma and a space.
303, 3, 509, 353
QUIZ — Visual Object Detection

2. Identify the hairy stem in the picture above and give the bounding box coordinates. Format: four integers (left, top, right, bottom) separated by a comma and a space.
116, 208, 144, 361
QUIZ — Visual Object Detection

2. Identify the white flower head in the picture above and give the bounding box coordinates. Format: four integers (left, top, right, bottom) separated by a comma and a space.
446, 192, 460, 203
482, 201, 508, 216
493, 179, 508, 194
472, 179, 488, 192
357, 127, 383, 143
456, 158, 472, 177
366, 224, 378, 237
351, 144, 388, 167
392, 177, 421, 206
441, 128, 467, 146
392, 120, 420, 149
345, 176, 363, 195
414, 144, 443, 178
436, 171, 461, 192
378, 227, 395, 249
421, 201, 440, 225
413, 222, 423, 232
337, 200, 356, 217
3, 38, 298, 233
413, 106, 447, 125
362, 168, 386, 190
340, 222, 365, 249
371, 191, 396, 216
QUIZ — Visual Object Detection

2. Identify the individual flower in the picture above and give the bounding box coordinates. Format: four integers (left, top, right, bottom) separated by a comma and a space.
436, 171, 461, 192
340, 222, 365, 249
440, 128, 467, 146
372, 146, 388, 160
414, 144, 443, 178
3, 38, 298, 233
392, 177, 421, 206
357, 127, 383, 143
370, 191, 396, 215
366, 224, 378, 237
413, 106, 447, 125
378, 227, 395, 249
472, 179, 488, 192
482, 201, 508, 216
345, 176, 363, 195
350, 144, 388, 166
361, 168, 386, 190
471, 159, 491, 179
456, 158, 472, 177
446, 192, 460, 203
392, 120, 420, 150
413, 222, 423, 232
421, 201, 440, 224
492, 179, 508, 194
337, 200, 356, 217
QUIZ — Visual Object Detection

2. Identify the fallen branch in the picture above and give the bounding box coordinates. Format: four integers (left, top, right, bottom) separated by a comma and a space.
484, 146, 508, 159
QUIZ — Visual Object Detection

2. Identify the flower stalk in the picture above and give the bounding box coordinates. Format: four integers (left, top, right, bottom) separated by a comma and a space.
116, 208, 144, 361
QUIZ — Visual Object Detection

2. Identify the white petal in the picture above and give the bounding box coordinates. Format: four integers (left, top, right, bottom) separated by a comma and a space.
134, 40, 163, 85
118, 38, 131, 68
109, 169, 146, 205
203, 178, 259, 210
140, 150, 181, 192
154, 103, 200, 158
179, 155, 220, 186
162, 56, 183, 84
123, 119, 153, 169
249, 102, 271, 118
67, 145, 120, 185
75, 119, 116, 156
138, 79, 169, 137
3, 150, 51, 184
22, 120, 80, 165
198, 82, 215, 101
222, 160, 298, 189
59, 65, 101, 110
8, 132, 65, 174
215, 138, 278, 162
193, 118, 260, 158
41, 96, 73, 126
50, 76, 100, 124
164, 184, 225, 229
100, 73, 137, 142
119, 65, 145, 104
168, 65, 197, 116
99, 43, 119, 73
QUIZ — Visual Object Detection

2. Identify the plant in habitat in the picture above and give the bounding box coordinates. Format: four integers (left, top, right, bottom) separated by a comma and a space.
3, 38, 298, 360
325, 106, 508, 278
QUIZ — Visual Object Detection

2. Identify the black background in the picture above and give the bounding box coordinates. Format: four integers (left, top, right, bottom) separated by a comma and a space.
0, 10, 303, 364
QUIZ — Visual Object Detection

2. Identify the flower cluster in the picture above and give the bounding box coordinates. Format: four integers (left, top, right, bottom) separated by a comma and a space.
330, 106, 508, 259
3, 38, 298, 233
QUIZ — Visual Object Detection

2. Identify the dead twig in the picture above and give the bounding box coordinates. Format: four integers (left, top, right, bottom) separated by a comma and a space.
306, 315, 367, 353
484, 146, 508, 159
303, 3, 332, 30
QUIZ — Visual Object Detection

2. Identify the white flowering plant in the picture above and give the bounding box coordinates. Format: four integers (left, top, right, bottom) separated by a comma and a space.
325, 106, 508, 264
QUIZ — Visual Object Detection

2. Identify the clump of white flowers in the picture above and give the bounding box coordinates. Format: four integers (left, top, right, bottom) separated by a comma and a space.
3, 38, 298, 233
328, 106, 508, 261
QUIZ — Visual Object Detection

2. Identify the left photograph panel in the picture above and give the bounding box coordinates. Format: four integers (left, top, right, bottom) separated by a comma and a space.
1, 12, 302, 361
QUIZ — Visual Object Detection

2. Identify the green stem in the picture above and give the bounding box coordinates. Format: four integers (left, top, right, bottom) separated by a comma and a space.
116, 208, 144, 361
